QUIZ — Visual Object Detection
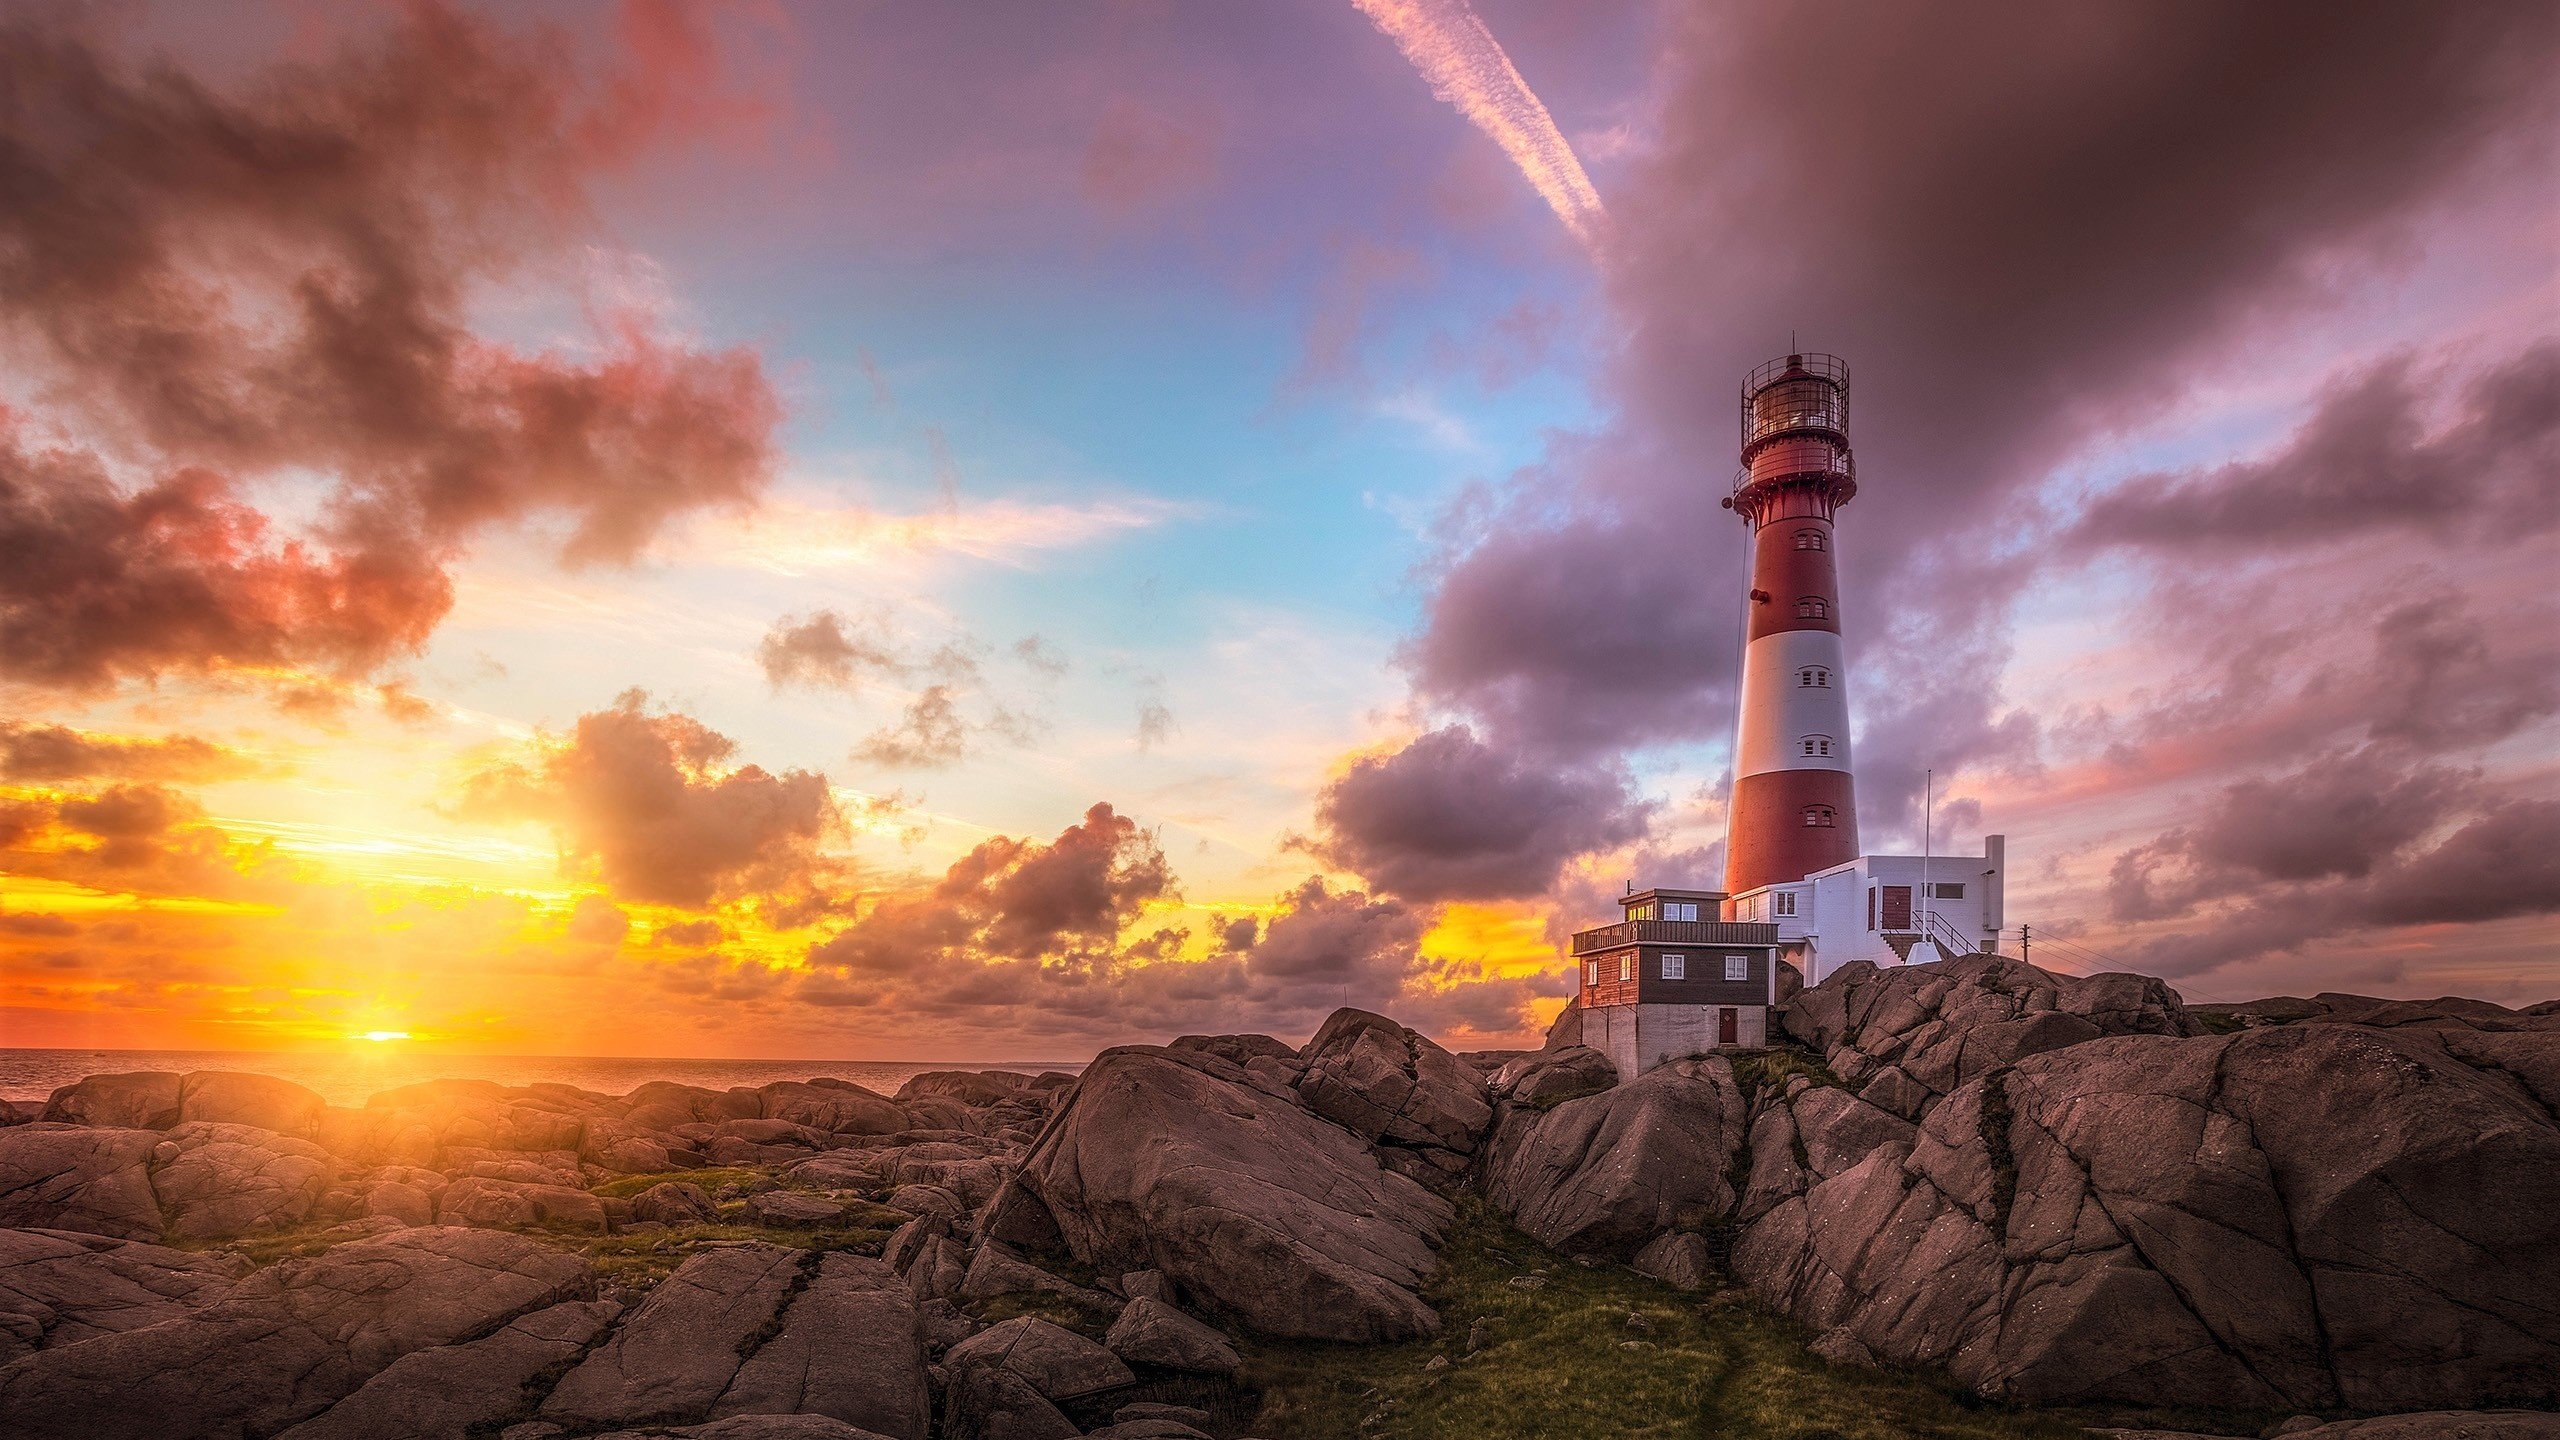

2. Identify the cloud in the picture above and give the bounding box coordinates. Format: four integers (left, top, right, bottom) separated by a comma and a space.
1080, 96, 1220, 218
807, 801, 1171, 980
0, 722, 258, 784
459, 690, 843, 912
1350, 0, 2558, 904
855, 685, 970, 770
0, 3, 783, 694
1350, 0, 1607, 250
2070, 342, 2560, 554
0, 781, 275, 900
759, 610, 909, 692
1306, 725, 1650, 903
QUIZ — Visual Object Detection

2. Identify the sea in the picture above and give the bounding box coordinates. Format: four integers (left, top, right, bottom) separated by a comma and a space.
0, 1048, 1088, 1107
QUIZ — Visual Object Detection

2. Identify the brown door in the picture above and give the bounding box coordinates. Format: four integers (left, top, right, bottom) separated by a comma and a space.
1880, 885, 1912, 930
1718, 1007, 1739, 1045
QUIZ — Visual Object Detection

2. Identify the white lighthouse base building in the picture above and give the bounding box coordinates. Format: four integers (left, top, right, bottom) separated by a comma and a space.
1723, 835, 2009, 985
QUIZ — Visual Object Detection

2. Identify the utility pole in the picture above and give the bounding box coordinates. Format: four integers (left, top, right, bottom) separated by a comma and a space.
2019, 924, 2030, 968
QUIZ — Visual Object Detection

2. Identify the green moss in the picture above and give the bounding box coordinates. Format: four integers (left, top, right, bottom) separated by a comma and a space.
579, 1223, 898, 1287
1240, 1199, 2098, 1440
969, 1289, 1113, 1336
2191, 1009, 2248, 1035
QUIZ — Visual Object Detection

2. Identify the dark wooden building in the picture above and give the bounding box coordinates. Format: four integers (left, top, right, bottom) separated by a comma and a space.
1570, 887, 1780, 1071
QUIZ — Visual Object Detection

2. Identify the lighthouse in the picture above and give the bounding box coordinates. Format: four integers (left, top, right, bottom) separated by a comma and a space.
1560, 351, 2012, 1067
1722, 353, 1861, 896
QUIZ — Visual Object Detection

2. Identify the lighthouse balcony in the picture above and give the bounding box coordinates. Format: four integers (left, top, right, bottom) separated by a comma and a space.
1569, 918, 1779, 955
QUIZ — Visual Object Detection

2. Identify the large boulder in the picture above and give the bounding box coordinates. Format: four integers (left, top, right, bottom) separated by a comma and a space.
1733, 1025, 2560, 1412
0, 1127, 164, 1240
177, 1071, 328, 1137
939, 1363, 1077, 1440
944, 1316, 1133, 1402
0, 1229, 240, 1364
758, 1080, 907, 1136
39, 1072, 181, 1129
272, 1299, 620, 1440
1482, 1057, 1746, 1256
0, 1226, 592, 1439
711, 1253, 929, 1440
1782, 954, 2201, 1120
1294, 1008, 1494, 1179
542, 1242, 804, 1428
150, 1121, 336, 1240
1104, 1298, 1240, 1376
1002, 1046, 1452, 1341
1489, 1045, 1618, 1107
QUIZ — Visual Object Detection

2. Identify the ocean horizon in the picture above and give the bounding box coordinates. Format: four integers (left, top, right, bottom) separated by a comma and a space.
0, 1046, 1091, 1107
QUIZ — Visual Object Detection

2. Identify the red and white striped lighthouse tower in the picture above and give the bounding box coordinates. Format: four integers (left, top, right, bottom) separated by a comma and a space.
1722, 353, 1860, 896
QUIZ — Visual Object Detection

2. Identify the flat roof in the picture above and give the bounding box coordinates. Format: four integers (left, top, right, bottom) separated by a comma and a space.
1622, 887, 1727, 905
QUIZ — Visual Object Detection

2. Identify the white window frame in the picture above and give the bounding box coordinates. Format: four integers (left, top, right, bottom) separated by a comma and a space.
1774, 891, 1797, 917
1660, 952, 1686, 980
1618, 955, 1633, 982
1664, 901, 1698, 922
1724, 953, 1750, 982
1585, 960, 1600, 987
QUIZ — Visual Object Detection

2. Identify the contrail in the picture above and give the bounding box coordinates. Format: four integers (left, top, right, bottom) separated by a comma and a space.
1351, 0, 1607, 252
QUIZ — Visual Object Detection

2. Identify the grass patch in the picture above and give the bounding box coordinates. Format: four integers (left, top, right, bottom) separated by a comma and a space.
970, 1289, 1113, 1336
1527, 1083, 1616, 1112
1729, 1048, 1848, 1103
1240, 1199, 2098, 1440
2191, 1009, 2249, 1035
589, 1166, 785, 1199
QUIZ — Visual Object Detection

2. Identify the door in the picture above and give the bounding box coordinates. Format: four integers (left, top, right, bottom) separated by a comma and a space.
1880, 885, 1913, 931
1718, 1007, 1739, 1045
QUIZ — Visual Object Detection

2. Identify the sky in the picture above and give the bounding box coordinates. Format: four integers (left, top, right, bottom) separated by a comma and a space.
1, 0, 2554, 1061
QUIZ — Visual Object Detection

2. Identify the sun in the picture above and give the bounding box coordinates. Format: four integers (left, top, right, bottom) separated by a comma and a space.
356, 1030, 411, 1043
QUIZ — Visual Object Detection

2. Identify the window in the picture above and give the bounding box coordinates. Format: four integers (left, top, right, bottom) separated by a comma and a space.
1661, 953, 1686, 980
1801, 735, 1833, 757
1802, 804, 1836, 827
1791, 528, 1826, 552
1618, 955, 1633, 982
1724, 954, 1750, 982
1929, 882, 1966, 900
1798, 666, 1830, 688
1585, 960, 1600, 987
1796, 597, 1829, 620
1867, 887, 1877, 930
1627, 901, 1655, 921
1774, 891, 1797, 917
1664, 901, 1699, 922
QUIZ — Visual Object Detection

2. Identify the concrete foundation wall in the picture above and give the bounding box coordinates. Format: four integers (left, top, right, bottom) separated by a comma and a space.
1585, 1002, 1768, 1076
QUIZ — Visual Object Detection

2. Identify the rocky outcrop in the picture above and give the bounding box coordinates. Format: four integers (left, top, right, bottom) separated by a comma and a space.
1104, 1297, 1241, 1376
1489, 1045, 1617, 1107
38, 1072, 181, 1130
1783, 954, 2201, 1120
1002, 1045, 1452, 1341
758, 1080, 908, 1137
150, 1121, 334, 1240
2109, 1412, 2560, 1440
0, 1229, 240, 1363
177, 1071, 328, 1137
1294, 1008, 1494, 1180
711, 1253, 929, 1440
944, 1316, 1133, 1403
2197, 993, 2560, 1033
1734, 1024, 2560, 1412
0, 1226, 592, 1440
1482, 1057, 1746, 1256
0, 1127, 163, 1240
543, 1243, 804, 1428
272, 1298, 619, 1440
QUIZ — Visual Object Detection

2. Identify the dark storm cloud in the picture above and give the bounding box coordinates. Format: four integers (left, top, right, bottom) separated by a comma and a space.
0, 720, 257, 783
2119, 797, 2560, 979
0, 3, 781, 692
2071, 343, 2560, 554
1373, 0, 2556, 870
1306, 725, 1650, 904
460, 690, 843, 912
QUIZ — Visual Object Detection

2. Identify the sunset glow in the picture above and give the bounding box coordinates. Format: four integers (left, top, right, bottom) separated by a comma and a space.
1, 0, 2552, 1067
